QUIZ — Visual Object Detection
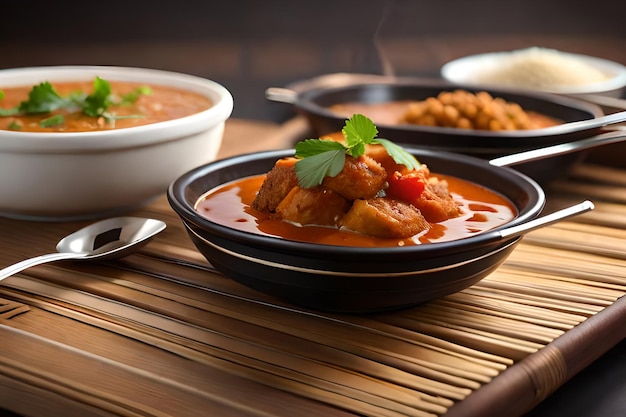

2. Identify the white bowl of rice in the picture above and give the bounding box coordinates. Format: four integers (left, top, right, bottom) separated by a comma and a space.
441, 47, 626, 97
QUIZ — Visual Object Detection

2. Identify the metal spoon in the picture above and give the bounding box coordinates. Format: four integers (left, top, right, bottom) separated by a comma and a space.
531, 109, 626, 135
464, 200, 595, 247
496, 200, 594, 240
0, 217, 166, 282
489, 129, 626, 167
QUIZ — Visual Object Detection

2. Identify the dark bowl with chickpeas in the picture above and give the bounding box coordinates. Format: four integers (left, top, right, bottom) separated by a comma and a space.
267, 79, 604, 183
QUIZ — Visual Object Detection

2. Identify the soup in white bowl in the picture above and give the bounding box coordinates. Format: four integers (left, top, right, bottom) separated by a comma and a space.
0, 66, 233, 221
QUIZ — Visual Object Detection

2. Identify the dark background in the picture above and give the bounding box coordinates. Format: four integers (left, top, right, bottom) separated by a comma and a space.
1, 0, 625, 121
1, 1, 625, 416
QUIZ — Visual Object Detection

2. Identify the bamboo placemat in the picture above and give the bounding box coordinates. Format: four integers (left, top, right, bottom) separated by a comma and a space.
0, 123, 625, 417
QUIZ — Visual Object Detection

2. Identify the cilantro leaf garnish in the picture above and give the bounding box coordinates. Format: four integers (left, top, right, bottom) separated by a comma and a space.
19, 81, 71, 114
295, 138, 345, 157
0, 77, 151, 123
294, 148, 347, 188
342, 113, 378, 155
373, 138, 421, 169
39, 114, 65, 128
119, 85, 152, 105
83, 76, 112, 117
0, 107, 19, 116
294, 114, 420, 188
8, 121, 22, 130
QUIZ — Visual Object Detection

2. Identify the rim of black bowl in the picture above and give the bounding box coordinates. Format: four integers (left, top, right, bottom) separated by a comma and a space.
167, 148, 545, 258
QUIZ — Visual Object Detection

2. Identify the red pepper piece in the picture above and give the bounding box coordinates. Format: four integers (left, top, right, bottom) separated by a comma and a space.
386, 171, 426, 204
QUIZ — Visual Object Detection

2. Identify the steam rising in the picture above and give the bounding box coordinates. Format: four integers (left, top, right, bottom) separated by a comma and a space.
374, 0, 396, 77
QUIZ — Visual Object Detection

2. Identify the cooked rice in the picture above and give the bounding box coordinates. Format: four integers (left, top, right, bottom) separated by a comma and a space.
475, 47, 609, 88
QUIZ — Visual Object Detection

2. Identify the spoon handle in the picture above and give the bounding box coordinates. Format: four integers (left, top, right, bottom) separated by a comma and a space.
0, 252, 87, 282
498, 200, 595, 240
265, 87, 298, 104
489, 130, 626, 167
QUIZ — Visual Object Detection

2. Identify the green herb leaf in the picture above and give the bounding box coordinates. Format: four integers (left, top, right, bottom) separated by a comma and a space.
342, 113, 378, 149
102, 113, 146, 120
295, 138, 345, 158
293, 114, 420, 187
294, 149, 346, 188
18, 81, 69, 114
83, 77, 112, 117
0, 78, 152, 125
39, 114, 65, 128
372, 138, 421, 171
0, 107, 19, 116
119, 86, 152, 105
8, 121, 22, 130
67, 91, 87, 106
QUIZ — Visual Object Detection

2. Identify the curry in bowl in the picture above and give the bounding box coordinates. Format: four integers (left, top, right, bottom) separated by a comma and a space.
0, 78, 213, 132
195, 115, 516, 247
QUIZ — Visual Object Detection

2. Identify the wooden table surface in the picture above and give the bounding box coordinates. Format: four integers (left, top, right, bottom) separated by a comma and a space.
0, 117, 625, 417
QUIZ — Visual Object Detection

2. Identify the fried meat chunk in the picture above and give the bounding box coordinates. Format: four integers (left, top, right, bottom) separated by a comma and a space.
368, 146, 462, 223
341, 198, 430, 238
322, 155, 387, 200
275, 186, 349, 226
252, 144, 460, 240
251, 158, 299, 212
414, 176, 463, 223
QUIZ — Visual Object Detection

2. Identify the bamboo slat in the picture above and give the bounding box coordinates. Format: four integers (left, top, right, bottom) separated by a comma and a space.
0, 136, 625, 417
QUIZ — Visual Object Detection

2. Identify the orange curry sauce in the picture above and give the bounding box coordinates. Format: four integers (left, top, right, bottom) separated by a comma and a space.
195, 174, 517, 247
0, 81, 213, 132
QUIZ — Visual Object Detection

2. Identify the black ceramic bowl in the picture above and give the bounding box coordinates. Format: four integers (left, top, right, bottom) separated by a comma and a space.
168, 148, 545, 313
268, 79, 604, 182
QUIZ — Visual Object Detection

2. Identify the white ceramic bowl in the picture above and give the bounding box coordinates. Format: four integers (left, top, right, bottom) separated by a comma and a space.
441, 48, 626, 97
0, 66, 233, 221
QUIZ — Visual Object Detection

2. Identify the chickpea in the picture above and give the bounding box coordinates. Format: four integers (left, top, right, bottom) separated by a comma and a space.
401, 89, 537, 131
443, 105, 459, 126
426, 97, 444, 118
474, 112, 492, 130
488, 119, 503, 131
420, 114, 437, 126
463, 102, 478, 119
438, 91, 454, 105
457, 117, 473, 129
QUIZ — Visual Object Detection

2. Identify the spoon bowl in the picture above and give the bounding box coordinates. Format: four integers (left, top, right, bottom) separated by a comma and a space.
0, 217, 166, 281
